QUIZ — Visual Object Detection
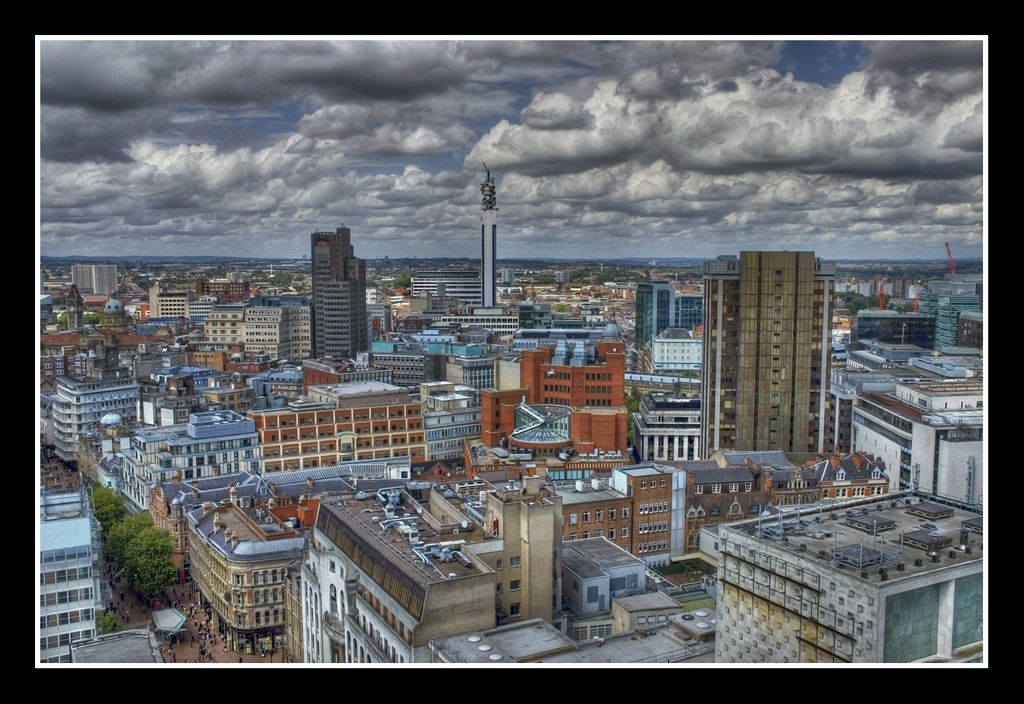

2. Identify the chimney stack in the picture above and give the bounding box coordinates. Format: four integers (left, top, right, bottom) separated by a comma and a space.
306, 477, 314, 489
523, 475, 540, 496
229, 484, 239, 506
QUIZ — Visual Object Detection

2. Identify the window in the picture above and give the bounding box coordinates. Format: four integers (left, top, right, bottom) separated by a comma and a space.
729, 483, 739, 492
622, 527, 629, 538
587, 586, 599, 604
712, 484, 721, 493
696, 485, 704, 494
569, 512, 578, 525
608, 528, 615, 539
608, 508, 616, 520
510, 580, 521, 591
744, 482, 752, 491
595, 530, 603, 538
510, 556, 521, 568
582, 511, 590, 523
640, 481, 647, 489
568, 533, 577, 541
495, 559, 502, 570
595, 510, 603, 521
510, 603, 520, 617
622, 507, 630, 518
660, 479, 667, 487
329, 560, 336, 574
582, 532, 590, 539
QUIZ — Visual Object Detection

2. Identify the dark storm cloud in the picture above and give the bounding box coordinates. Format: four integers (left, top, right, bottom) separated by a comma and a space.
39, 39, 985, 260
42, 41, 469, 111
867, 40, 982, 78
40, 107, 171, 163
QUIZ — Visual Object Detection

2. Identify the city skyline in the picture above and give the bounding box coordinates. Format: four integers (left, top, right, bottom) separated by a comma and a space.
39, 38, 985, 261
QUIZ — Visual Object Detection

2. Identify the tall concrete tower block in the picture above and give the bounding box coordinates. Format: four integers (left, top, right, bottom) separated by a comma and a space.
480, 166, 498, 307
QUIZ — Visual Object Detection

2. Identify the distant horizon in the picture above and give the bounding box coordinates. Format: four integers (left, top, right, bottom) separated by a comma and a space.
40, 252, 984, 263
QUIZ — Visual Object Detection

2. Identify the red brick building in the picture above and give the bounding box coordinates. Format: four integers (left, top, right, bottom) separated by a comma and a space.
520, 342, 625, 407
248, 401, 426, 472
480, 341, 628, 456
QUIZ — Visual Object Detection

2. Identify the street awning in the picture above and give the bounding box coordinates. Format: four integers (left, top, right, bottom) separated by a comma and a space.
152, 608, 187, 634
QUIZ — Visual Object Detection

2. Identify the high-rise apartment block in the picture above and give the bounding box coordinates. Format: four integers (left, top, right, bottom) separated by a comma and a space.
701, 251, 835, 455
635, 282, 675, 350
311, 226, 368, 360
71, 264, 118, 295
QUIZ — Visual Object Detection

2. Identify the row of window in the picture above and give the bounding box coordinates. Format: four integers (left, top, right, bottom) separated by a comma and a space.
638, 502, 667, 514
40, 608, 93, 629
40, 629, 94, 651
830, 486, 885, 498
695, 482, 752, 494
233, 569, 286, 586
40, 587, 93, 607
571, 623, 612, 640
638, 521, 667, 534
40, 566, 91, 586
638, 479, 668, 489
637, 541, 666, 553
569, 507, 629, 525
567, 527, 627, 541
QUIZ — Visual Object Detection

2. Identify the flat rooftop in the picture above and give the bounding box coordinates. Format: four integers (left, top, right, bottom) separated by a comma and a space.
71, 629, 162, 664
431, 618, 714, 664
615, 463, 681, 477
722, 493, 983, 584
563, 537, 644, 578
41, 515, 92, 551
319, 493, 484, 588
613, 590, 681, 612
554, 485, 627, 506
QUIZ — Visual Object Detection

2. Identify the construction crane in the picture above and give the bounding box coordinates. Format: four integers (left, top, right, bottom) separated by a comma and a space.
945, 242, 956, 276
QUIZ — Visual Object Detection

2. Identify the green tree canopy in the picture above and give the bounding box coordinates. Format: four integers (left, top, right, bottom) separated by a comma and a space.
624, 387, 644, 443
392, 273, 412, 289
124, 528, 177, 597
92, 485, 125, 536
96, 610, 120, 635
105, 512, 154, 574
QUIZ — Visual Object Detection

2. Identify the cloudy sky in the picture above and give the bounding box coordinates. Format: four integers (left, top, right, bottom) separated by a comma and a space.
38, 38, 985, 261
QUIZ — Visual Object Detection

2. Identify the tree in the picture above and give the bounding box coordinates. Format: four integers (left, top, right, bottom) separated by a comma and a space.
92, 485, 125, 536
84, 312, 103, 324
105, 512, 153, 573
123, 528, 177, 597
96, 610, 120, 635
624, 387, 644, 443
392, 273, 412, 289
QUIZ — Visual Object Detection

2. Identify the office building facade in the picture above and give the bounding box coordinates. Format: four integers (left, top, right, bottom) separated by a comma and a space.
311, 226, 368, 359
701, 251, 835, 455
